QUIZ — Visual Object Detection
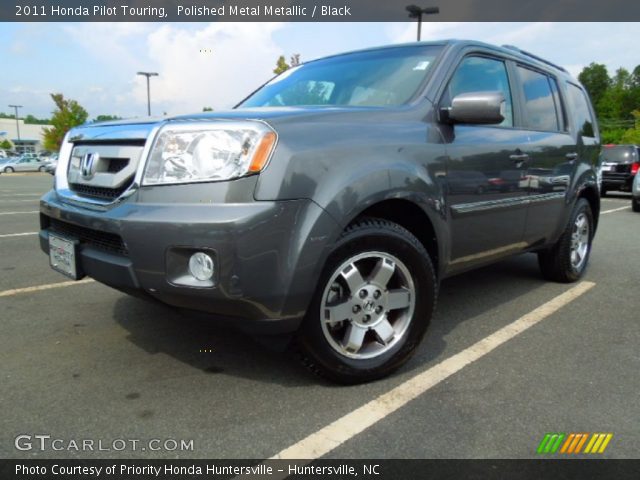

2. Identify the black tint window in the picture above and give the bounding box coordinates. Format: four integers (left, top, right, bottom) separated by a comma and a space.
549, 77, 565, 130
446, 56, 513, 127
517, 67, 559, 131
567, 83, 595, 138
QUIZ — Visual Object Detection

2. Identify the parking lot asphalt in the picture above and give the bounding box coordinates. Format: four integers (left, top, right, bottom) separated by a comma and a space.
0, 173, 638, 460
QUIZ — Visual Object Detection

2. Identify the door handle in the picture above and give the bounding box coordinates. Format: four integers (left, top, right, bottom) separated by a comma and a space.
566, 152, 578, 161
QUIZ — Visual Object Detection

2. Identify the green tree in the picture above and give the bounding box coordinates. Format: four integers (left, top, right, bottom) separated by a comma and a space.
579, 62, 640, 142
273, 55, 290, 75
202, 107, 213, 112
92, 115, 122, 123
1, 139, 13, 150
23, 114, 51, 125
620, 110, 640, 144
42, 94, 88, 151
578, 63, 610, 108
600, 128, 626, 144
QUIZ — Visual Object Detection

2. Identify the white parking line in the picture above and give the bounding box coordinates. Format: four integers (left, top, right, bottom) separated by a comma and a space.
0, 278, 94, 298
265, 282, 595, 466
601, 206, 631, 215
0, 232, 37, 238
0, 211, 39, 215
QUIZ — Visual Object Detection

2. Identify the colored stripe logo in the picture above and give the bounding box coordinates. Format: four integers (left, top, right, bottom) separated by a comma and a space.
537, 433, 613, 454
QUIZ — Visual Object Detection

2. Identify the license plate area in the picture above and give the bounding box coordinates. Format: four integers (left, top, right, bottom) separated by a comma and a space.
49, 233, 83, 280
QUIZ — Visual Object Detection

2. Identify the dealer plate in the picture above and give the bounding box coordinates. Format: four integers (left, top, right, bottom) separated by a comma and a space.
49, 233, 81, 280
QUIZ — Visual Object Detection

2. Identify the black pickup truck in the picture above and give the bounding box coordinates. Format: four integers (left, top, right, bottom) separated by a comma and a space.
40, 40, 601, 383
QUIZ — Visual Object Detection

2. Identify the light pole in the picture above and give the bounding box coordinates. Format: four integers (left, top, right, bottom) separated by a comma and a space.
8, 104, 22, 143
136, 71, 159, 116
405, 5, 439, 41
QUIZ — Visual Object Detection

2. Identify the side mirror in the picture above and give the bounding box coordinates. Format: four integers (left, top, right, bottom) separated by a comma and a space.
443, 91, 505, 125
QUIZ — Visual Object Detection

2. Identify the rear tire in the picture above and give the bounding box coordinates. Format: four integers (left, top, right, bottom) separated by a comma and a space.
600, 188, 607, 197
538, 198, 593, 283
294, 218, 437, 384
38, 166, 46, 172
4, 167, 14, 173
632, 197, 640, 213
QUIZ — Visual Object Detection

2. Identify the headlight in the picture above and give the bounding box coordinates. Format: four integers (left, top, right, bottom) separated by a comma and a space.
142, 121, 276, 185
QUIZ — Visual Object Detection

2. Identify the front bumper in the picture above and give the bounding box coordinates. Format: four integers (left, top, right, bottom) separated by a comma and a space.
39, 184, 338, 334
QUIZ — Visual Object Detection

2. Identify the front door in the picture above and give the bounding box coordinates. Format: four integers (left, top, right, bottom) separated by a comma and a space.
440, 55, 530, 272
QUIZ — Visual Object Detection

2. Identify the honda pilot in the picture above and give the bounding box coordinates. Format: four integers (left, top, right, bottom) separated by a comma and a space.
40, 40, 601, 383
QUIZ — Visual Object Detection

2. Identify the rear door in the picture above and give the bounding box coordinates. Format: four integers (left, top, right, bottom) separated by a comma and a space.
514, 65, 578, 245
439, 54, 531, 272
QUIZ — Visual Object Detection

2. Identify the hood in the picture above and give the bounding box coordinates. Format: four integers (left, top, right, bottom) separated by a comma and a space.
68, 106, 407, 142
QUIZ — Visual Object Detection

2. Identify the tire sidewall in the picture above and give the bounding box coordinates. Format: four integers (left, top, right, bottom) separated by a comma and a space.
566, 198, 594, 280
298, 221, 436, 382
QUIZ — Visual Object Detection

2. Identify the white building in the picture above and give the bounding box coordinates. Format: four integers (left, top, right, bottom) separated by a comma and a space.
0, 118, 52, 153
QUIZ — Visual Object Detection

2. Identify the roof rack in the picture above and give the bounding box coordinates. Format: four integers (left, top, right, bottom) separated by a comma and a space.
501, 45, 568, 73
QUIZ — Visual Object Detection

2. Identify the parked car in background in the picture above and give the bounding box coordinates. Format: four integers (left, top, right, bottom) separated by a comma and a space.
2, 155, 47, 173
0, 150, 7, 159
599, 144, 639, 195
44, 154, 59, 175
633, 174, 640, 212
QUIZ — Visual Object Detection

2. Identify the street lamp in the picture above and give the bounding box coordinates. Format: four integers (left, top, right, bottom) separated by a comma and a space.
136, 71, 159, 116
8, 104, 22, 142
405, 5, 439, 41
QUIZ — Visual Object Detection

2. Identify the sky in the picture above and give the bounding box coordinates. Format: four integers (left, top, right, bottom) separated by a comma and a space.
0, 22, 638, 120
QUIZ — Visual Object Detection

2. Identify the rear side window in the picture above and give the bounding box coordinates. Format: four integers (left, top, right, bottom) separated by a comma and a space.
566, 83, 596, 138
516, 66, 560, 131
444, 56, 513, 127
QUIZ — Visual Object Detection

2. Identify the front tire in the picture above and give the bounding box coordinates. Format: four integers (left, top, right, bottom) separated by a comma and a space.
632, 197, 640, 213
295, 218, 437, 384
4, 167, 14, 173
538, 198, 594, 283
38, 166, 46, 172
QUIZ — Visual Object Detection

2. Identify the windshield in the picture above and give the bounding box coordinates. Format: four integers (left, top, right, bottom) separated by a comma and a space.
600, 145, 639, 163
239, 45, 443, 108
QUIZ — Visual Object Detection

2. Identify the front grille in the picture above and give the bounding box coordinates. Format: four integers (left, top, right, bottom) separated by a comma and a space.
47, 217, 128, 256
67, 143, 143, 203
70, 177, 134, 201
106, 158, 129, 173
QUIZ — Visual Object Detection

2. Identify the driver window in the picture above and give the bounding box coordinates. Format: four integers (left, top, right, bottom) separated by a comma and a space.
444, 56, 513, 127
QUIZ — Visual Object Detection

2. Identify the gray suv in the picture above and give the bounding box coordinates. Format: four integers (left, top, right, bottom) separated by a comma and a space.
40, 41, 601, 383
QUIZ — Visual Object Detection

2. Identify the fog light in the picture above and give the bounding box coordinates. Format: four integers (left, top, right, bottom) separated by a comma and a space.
188, 252, 214, 281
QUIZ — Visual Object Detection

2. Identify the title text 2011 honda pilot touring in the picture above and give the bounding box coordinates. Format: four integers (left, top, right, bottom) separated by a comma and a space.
40, 41, 601, 383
